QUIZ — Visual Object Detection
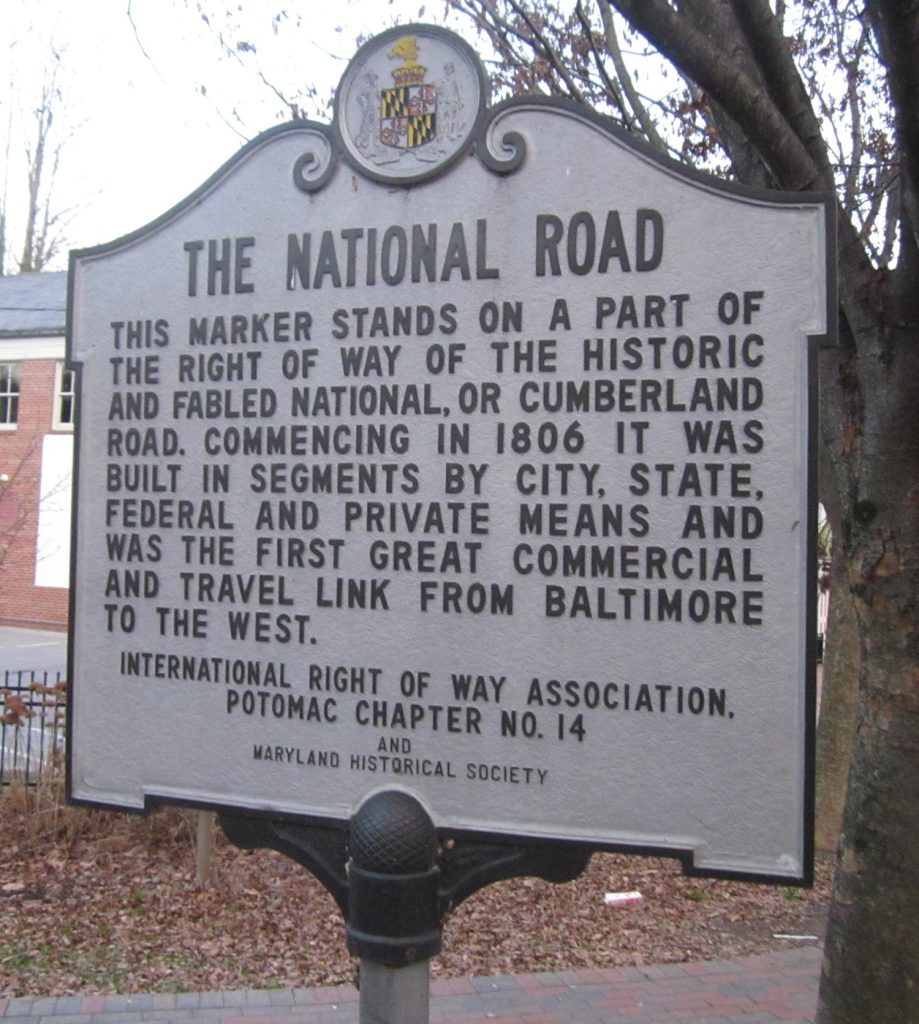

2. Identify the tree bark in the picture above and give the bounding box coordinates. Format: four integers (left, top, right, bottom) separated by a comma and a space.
818, 582, 919, 1020
813, 537, 859, 854
868, 0, 919, 250
813, 345, 860, 857
815, 308, 919, 1020
610, 0, 825, 189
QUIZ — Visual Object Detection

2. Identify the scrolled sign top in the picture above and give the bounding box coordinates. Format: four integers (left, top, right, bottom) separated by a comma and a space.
334, 24, 488, 185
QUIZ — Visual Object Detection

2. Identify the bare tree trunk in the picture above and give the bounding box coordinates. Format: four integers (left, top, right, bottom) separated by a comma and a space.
2, 59, 66, 274
20, 84, 53, 274
818, 615, 919, 1022
816, 314, 919, 1022
813, 539, 859, 853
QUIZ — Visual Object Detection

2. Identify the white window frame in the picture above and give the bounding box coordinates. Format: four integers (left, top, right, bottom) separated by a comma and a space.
0, 362, 20, 430
53, 361, 76, 431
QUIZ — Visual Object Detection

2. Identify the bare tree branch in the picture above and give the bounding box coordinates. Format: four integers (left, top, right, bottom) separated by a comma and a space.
836, 15, 867, 210
729, 0, 833, 179
609, 0, 882, 326
595, 0, 667, 150
504, 0, 589, 102
609, 0, 824, 190
126, 0, 165, 81
867, 0, 919, 257
574, 2, 631, 124
18, 65, 66, 273
451, 0, 564, 96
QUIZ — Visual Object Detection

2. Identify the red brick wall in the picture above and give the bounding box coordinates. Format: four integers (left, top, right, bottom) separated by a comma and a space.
0, 358, 70, 630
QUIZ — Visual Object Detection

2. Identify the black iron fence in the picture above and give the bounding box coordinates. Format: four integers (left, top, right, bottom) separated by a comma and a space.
0, 669, 66, 786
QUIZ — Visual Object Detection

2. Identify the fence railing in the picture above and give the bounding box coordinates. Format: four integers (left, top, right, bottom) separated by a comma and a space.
1, 669, 66, 786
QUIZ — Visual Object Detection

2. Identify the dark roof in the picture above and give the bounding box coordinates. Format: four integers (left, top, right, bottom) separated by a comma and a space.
0, 271, 67, 337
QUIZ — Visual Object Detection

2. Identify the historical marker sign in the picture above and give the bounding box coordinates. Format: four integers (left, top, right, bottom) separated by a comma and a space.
67, 26, 833, 882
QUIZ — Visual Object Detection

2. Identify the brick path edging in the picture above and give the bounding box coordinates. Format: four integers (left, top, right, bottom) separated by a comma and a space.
0, 944, 823, 1023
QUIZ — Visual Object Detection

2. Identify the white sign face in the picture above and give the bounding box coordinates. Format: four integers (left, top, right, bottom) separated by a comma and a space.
68, 27, 831, 882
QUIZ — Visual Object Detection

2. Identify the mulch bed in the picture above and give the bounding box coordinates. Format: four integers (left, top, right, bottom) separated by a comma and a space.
0, 798, 832, 997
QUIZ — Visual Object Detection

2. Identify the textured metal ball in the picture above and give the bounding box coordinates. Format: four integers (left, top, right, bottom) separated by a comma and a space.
350, 790, 437, 873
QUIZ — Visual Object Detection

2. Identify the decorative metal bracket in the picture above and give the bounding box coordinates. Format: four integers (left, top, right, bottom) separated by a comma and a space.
437, 836, 591, 914
218, 803, 591, 959
218, 810, 350, 915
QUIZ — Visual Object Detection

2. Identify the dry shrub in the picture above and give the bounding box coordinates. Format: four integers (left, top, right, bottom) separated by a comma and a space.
0, 773, 198, 855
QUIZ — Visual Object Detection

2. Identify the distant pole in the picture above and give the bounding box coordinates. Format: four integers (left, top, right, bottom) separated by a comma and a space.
195, 811, 216, 887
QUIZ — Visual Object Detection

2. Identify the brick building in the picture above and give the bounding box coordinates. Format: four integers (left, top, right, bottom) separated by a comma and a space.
0, 271, 71, 629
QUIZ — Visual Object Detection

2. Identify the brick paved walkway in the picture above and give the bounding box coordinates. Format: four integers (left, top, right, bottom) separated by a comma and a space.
0, 945, 822, 1023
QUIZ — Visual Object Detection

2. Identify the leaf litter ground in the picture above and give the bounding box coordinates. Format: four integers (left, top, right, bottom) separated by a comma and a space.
0, 800, 831, 997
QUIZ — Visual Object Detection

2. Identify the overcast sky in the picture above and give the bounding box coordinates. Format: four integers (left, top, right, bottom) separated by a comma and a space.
3, 0, 441, 269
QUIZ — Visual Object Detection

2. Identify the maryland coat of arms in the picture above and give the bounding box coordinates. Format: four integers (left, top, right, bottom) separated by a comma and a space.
380, 37, 437, 150
335, 24, 486, 183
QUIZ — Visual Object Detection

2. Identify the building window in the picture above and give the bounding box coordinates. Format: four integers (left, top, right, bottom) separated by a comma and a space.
0, 363, 19, 427
54, 363, 75, 429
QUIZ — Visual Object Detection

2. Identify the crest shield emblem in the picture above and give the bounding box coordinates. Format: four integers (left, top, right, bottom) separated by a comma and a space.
380, 37, 437, 150
335, 24, 485, 183
381, 84, 437, 149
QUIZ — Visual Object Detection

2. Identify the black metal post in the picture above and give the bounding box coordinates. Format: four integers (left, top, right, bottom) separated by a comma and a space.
347, 790, 441, 1024
218, 794, 590, 1024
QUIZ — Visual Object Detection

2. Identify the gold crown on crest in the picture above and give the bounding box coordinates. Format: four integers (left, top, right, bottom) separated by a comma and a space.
388, 36, 427, 86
